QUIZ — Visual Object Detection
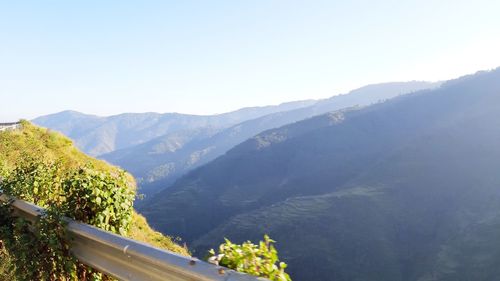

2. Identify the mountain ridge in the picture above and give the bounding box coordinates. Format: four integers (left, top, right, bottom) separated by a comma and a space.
140, 68, 500, 281
33, 99, 317, 156
100, 81, 439, 195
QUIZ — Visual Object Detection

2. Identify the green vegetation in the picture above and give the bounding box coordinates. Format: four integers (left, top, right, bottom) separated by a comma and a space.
0, 243, 15, 280
208, 235, 291, 281
0, 195, 82, 280
0, 121, 188, 280
128, 212, 188, 254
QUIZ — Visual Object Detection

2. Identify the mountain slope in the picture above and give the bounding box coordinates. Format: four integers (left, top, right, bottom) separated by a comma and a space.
0, 121, 188, 255
102, 81, 439, 195
33, 100, 316, 156
140, 69, 500, 281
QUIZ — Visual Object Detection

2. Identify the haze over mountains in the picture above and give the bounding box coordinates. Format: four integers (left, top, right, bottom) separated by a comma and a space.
6, 0, 500, 279
137, 68, 500, 281
30, 69, 500, 281
34, 81, 438, 196
33, 99, 316, 156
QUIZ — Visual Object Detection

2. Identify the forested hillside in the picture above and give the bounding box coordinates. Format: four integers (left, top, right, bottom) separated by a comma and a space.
101, 81, 439, 196
140, 69, 500, 281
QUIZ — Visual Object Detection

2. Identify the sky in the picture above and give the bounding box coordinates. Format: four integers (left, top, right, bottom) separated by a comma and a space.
1, 0, 500, 120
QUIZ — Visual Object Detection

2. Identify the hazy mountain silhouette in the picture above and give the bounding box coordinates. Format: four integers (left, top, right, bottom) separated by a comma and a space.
101, 81, 439, 196
33, 100, 316, 156
140, 68, 500, 281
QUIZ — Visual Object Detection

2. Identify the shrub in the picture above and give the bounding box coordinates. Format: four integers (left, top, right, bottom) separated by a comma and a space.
208, 235, 291, 281
0, 122, 188, 280
0, 157, 134, 280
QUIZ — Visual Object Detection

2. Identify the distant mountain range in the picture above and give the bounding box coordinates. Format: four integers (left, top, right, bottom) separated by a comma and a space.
34, 81, 439, 196
139, 68, 500, 281
33, 99, 316, 156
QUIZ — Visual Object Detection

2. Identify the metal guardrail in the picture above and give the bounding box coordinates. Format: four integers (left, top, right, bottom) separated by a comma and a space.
0, 194, 267, 281
0, 122, 22, 132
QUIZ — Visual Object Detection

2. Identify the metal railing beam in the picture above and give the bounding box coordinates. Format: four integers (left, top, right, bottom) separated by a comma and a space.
0, 194, 267, 281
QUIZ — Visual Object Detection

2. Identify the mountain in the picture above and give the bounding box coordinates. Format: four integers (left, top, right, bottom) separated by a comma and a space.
33, 100, 316, 156
139, 68, 500, 281
102, 81, 439, 196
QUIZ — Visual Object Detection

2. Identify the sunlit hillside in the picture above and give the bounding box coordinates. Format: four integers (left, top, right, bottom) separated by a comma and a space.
0, 121, 188, 278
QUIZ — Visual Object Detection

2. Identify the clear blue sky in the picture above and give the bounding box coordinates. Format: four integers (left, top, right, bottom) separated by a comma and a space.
1, 0, 500, 120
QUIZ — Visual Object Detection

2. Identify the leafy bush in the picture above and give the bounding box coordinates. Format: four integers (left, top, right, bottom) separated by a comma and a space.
0, 235, 16, 280
0, 203, 77, 280
61, 166, 134, 236
208, 235, 291, 281
0, 122, 188, 280
0, 157, 134, 280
